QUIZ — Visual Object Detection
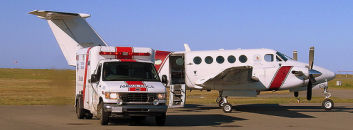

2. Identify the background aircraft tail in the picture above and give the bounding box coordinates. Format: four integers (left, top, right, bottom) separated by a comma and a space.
29, 10, 107, 66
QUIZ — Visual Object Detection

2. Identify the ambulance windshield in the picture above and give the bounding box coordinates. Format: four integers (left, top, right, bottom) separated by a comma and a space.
102, 62, 160, 82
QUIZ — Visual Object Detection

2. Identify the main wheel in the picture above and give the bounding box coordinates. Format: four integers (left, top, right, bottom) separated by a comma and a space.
155, 113, 166, 126
98, 102, 109, 125
222, 103, 232, 113
322, 98, 334, 111
76, 97, 84, 119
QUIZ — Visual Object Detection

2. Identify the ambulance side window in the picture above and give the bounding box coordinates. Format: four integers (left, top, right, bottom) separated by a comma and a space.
97, 64, 102, 80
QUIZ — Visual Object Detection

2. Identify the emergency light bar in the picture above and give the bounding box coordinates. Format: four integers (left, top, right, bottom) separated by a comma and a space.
99, 51, 150, 57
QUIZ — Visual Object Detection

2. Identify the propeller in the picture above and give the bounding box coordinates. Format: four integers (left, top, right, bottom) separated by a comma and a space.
293, 50, 299, 98
307, 47, 316, 100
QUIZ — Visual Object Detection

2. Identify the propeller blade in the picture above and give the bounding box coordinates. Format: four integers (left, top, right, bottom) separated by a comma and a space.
309, 47, 314, 69
307, 80, 312, 100
293, 50, 298, 61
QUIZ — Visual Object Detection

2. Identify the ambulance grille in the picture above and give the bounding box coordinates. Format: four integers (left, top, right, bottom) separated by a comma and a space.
122, 93, 156, 102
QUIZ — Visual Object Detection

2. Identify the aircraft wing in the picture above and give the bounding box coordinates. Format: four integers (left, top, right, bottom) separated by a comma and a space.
195, 66, 258, 86
29, 10, 107, 66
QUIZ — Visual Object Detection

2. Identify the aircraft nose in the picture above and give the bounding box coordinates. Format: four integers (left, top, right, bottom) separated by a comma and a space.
313, 66, 336, 82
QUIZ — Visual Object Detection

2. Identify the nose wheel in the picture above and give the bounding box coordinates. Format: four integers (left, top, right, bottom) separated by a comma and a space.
322, 98, 334, 111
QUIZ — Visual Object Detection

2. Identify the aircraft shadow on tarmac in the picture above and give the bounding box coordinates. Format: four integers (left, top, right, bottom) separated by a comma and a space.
176, 104, 353, 119
235, 104, 353, 118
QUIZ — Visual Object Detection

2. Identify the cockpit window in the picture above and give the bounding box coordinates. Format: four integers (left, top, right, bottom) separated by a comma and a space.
264, 54, 274, 62
276, 52, 288, 61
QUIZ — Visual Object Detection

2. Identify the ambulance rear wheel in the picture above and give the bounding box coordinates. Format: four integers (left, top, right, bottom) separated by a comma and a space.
322, 98, 334, 111
76, 97, 84, 119
98, 103, 109, 125
222, 103, 232, 113
155, 113, 166, 126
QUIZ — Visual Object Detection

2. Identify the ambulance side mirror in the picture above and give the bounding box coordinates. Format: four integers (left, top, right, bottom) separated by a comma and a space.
162, 75, 168, 84
90, 74, 99, 83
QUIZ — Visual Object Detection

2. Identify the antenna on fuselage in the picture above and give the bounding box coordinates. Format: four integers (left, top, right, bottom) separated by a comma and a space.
184, 43, 191, 52
293, 50, 298, 61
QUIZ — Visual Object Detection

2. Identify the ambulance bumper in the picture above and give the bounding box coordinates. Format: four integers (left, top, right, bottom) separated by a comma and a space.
103, 104, 167, 116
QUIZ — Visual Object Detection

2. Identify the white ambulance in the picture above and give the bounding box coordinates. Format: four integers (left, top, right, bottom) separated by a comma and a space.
75, 46, 167, 125
29, 10, 167, 125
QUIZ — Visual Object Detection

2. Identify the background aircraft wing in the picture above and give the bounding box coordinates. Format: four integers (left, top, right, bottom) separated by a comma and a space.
195, 66, 258, 86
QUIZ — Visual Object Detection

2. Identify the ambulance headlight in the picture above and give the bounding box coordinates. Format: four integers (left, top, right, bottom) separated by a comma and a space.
153, 99, 159, 105
105, 92, 119, 99
157, 93, 166, 100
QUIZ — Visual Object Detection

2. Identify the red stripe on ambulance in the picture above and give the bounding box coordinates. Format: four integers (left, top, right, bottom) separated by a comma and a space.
269, 66, 293, 90
82, 47, 92, 102
125, 81, 144, 85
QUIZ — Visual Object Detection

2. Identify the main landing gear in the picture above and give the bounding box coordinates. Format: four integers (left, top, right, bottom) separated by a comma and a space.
216, 91, 232, 113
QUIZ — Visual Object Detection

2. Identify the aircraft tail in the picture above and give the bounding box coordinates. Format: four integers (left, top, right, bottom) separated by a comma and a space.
29, 10, 107, 66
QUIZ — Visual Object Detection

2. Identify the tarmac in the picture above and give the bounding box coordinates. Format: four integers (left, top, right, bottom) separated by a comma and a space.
1, 103, 352, 130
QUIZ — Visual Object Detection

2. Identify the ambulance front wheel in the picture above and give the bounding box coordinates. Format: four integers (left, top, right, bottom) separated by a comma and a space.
155, 113, 166, 126
98, 103, 109, 125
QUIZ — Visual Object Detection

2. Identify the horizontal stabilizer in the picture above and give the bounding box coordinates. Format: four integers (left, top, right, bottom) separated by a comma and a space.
29, 10, 107, 66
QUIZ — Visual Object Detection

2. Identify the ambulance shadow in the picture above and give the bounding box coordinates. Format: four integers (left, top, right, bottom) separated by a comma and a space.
234, 104, 352, 118
108, 114, 245, 127
165, 114, 245, 126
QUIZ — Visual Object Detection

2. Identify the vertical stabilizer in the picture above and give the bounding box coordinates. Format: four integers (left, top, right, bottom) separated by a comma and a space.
29, 10, 107, 66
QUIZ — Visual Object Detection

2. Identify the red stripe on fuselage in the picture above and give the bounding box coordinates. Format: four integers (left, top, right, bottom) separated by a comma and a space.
82, 47, 92, 102
269, 66, 293, 90
154, 50, 171, 72
116, 47, 133, 59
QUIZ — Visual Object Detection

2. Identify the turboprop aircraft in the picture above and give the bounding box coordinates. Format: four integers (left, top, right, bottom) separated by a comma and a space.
155, 45, 336, 112
29, 10, 336, 113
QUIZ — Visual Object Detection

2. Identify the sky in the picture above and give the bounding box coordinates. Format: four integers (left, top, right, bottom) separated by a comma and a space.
0, 0, 352, 72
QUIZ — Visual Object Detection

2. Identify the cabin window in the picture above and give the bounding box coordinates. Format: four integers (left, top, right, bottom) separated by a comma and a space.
205, 56, 213, 64
239, 55, 247, 63
193, 56, 202, 65
216, 56, 224, 64
227, 55, 236, 63
264, 54, 274, 62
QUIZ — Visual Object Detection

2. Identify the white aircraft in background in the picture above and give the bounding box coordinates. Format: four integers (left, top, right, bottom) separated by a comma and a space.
155, 45, 336, 112
30, 10, 336, 113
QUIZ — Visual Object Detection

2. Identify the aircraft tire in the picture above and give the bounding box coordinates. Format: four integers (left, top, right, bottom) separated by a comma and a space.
322, 98, 334, 111
222, 103, 232, 113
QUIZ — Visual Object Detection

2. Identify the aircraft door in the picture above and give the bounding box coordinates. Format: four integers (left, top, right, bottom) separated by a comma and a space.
168, 55, 186, 108
263, 53, 281, 87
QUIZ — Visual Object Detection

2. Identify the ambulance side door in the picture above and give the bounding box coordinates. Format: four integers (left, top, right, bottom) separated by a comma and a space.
91, 64, 102, 110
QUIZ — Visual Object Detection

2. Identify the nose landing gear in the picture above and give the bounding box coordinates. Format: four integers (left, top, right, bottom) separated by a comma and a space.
322, 84, 334, 111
